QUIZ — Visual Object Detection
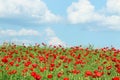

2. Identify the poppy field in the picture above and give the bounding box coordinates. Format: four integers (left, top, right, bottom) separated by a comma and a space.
0, 43, 120, 80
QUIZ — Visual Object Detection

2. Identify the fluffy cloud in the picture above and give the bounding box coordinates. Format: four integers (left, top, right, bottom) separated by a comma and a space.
103, 15, 120, 27
67, 0, 120, 30
0, 28, 40, 36
67, 0, 105, 24
106, 0, 120, 14
0, 0, 61, 23
0, 28, 66, 46
45, 27, 66, 46
67, 0, 95, 23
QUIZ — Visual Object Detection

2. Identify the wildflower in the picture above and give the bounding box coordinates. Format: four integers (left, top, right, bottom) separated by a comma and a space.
112, 76, 120, 80
63, 77, 69, 80
47, 74, 53, 79
85, 70, 92, 77
1, 58, 8, 63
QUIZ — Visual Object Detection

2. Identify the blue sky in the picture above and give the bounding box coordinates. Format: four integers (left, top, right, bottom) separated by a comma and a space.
0, 0, 120, 48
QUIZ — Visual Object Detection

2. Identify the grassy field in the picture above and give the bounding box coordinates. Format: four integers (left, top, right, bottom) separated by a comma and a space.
0, 43, 120, 80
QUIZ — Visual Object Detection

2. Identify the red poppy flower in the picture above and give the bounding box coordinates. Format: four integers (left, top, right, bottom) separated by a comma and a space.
112, 76, 120, 80
40, 67, 44, 72
57, 72, 63, 78
32, 64, 38, 68
116, 68, 120, 74
9, 61, 14, 66
95, 72, 103, 77
49, 67, 54, 71
31, 72, 42, 80
24, 61, 31, 67
1, 58, 8, 63
47, 74, 53, 79
36, 74, 42, 80
31, 72, 37, 77
85, 70, 92, 77
63, 77, 69, 80
50, 63, 55, 67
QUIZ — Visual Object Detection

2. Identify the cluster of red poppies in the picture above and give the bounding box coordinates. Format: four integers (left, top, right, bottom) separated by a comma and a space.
0, 43, 120, 80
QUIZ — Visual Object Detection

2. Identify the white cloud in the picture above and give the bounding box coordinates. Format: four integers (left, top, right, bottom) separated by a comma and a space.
0, 28, 40, 36
67, 0, 120, 30
18, 28, 39, 36
0, 0, 61, 23
45, 27, 66, 46
106, 0, 120, 14
67, 0, 104, 24
103, 15, 120, 26
67, 0, 95, 23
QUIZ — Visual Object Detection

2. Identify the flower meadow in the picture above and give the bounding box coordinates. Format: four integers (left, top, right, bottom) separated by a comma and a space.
0, 43, 120, 80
